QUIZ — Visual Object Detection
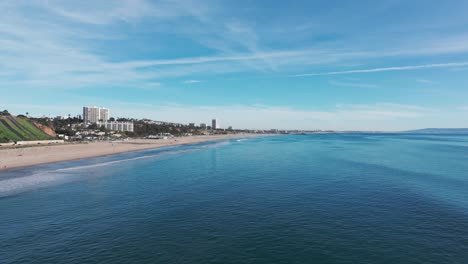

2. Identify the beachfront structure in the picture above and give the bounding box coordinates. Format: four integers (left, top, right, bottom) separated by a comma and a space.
100, 121, 134, 132
212, 119, 219, 130
200, 123, 207, 129
83, 106, 109, 124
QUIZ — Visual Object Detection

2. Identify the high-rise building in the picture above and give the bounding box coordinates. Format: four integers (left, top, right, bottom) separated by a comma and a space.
200, 123, 207, 129
100, 108, 109, 122
212, 119, 218, 130
83, 106, 109, 124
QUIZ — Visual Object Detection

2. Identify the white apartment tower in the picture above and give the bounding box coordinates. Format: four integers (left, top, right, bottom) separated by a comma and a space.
83, 106, 109, 124
212, 119, 219, 130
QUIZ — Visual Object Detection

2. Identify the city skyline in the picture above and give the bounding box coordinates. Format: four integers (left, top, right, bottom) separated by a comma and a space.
2, 1, 468, 130
81, 105, 222, 131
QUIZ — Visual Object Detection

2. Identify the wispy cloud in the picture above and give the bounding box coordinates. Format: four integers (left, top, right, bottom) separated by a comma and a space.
2, 0, 468, 90
183, 80, 201, 84
43, 0, 178, 25
416, 79, 434, 84
292, 62, 468, 77
329, 80, 380, 88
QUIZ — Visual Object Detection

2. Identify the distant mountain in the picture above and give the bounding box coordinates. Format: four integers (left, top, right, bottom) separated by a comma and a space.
0, 112, 55, 143
404, 128, 468, 134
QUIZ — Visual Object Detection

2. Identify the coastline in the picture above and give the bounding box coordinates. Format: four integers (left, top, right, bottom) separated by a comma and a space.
0, 134, 264, 172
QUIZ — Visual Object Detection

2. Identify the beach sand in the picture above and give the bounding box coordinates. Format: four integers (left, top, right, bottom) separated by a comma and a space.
0, 134, 261, 171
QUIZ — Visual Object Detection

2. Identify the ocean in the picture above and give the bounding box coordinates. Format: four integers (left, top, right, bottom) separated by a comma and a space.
0, 134, 467, 263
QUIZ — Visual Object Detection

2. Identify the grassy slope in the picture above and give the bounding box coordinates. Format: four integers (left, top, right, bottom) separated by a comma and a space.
0, 116, 52, 143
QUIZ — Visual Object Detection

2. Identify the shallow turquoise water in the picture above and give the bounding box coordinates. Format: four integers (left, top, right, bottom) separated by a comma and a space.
0, 134, 467, 263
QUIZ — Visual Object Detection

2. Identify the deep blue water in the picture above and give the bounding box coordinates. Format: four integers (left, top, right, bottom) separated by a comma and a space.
1, 134, 467, 263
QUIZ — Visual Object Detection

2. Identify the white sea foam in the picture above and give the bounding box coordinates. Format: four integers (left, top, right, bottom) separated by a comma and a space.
0, 141, 230, 197
0, 171, 72, 197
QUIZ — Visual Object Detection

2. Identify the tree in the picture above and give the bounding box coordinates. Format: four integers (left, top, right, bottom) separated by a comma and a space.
88, 123, 98, 130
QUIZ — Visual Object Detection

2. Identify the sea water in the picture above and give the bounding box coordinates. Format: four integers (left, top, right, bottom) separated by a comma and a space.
0, 134, 467, 263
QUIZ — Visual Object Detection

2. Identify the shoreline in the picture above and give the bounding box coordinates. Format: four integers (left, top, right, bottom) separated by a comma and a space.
0, 134, 266, 172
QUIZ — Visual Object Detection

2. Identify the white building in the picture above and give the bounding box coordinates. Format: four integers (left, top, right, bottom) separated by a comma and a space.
100, 121, 134, 132
212, 119, 219, 130
83, 106, 109, 124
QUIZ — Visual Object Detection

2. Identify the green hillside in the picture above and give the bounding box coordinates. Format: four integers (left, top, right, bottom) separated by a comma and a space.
0, 115, 53, 143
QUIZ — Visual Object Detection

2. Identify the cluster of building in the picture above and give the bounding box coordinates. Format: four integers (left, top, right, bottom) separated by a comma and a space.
156, 118, 227, 131
188, 119, 222, 130
83, 106, 134, 132
82, 106, 230, 134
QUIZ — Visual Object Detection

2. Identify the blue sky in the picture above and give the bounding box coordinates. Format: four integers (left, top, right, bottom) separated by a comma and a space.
1, 0, 468, 130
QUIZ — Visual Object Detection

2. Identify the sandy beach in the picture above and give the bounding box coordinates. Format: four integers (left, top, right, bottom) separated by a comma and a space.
0, 134, 262, 172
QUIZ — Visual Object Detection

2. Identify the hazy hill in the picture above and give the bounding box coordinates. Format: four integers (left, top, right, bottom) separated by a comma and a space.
404, 128, 468, 134
0, 112, 54, 143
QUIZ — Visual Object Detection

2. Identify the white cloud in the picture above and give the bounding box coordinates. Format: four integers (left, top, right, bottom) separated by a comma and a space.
42, 0, 173, 25
329, 80, 380, 88
182, 80, 201, 84
416, 79, 434, 84
2, 0, 468, 90
292, 62, 468, 77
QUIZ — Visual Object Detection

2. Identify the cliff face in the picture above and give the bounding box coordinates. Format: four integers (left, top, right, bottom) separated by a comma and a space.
33, 122, 57, 137
0, 115, 54, 143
